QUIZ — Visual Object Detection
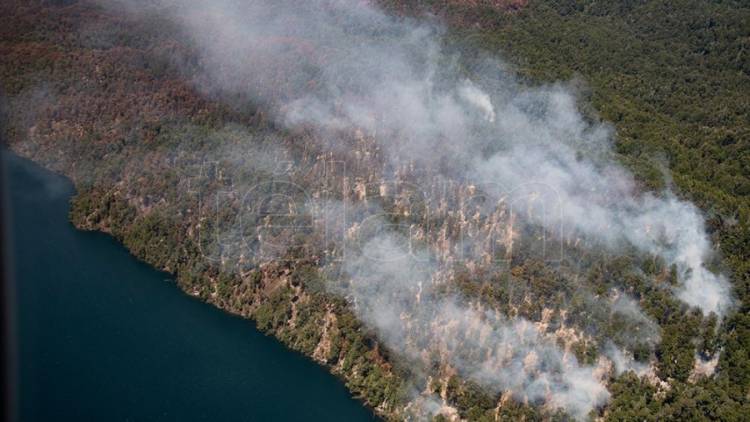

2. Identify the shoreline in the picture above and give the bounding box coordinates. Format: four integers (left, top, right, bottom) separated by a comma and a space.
2, 145, 384, 421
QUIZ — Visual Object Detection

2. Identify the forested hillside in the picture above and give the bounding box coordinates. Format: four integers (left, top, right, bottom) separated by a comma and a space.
1, 0, 748, 420
384, 2, 750, 418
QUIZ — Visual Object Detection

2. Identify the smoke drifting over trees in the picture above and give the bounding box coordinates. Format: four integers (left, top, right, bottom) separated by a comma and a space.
98, 0, 733, 418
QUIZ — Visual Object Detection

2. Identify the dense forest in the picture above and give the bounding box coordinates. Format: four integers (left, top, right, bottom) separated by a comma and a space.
1, 0, 748, 420
388, 1, 750, 417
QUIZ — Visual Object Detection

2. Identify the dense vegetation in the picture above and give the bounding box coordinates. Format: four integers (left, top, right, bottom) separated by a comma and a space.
2, 0, 748, 420
380, 0, 750, 419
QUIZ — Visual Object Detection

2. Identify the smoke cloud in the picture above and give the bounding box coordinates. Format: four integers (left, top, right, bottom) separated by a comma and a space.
102, 0, 733, 418
343, 233, 610, 419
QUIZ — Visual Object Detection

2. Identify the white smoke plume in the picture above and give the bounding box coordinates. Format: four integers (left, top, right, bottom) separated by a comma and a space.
604, 342, 651, 377
458, 79, 496, 123
101, 0, 734, 418
343, 233, 610, 420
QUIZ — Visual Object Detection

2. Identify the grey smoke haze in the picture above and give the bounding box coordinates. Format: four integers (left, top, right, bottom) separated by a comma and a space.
104, 0, 733, 417
140, 0, 728, 313
113, 0, 731, 315
604, 342, 651, 377
343, 233, 610, 420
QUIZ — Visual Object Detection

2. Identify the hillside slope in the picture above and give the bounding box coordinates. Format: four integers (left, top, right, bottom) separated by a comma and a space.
1, 0, 748, 420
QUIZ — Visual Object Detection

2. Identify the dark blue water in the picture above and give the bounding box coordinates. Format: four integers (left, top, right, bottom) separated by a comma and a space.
2, 149, 375, 421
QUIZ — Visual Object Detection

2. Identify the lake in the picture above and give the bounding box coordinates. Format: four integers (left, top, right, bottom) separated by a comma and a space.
1, 149, 376, 421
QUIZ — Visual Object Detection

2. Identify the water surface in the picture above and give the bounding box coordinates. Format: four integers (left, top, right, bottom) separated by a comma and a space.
2, 149, 375, 421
